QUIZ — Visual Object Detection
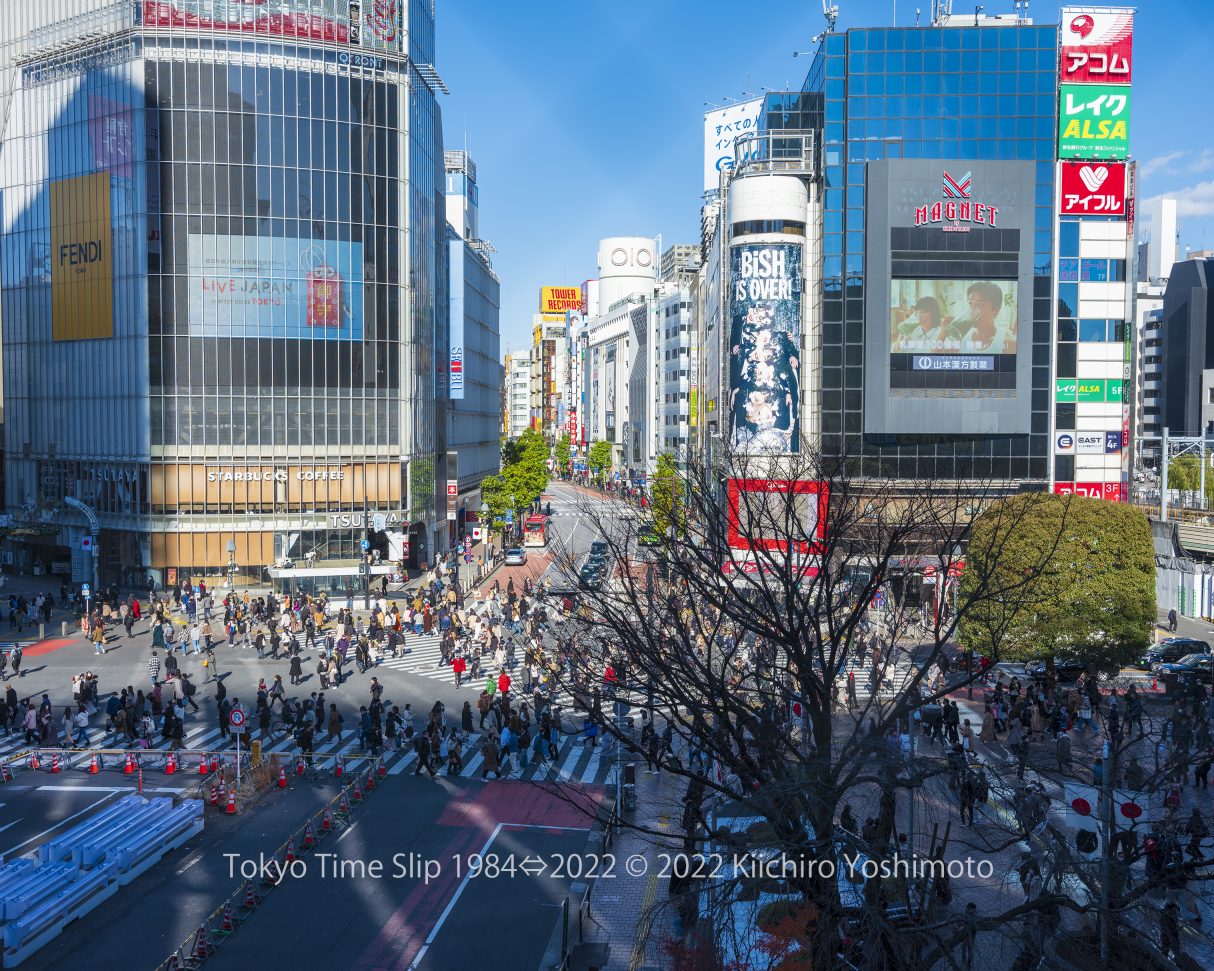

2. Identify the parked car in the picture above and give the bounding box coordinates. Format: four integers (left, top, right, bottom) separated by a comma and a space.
1140, 638, 1211, 669
589, 540, 609, 557
1155, 653, 1214, 685
503, 548, 527, 566
1024, 657, 1114, 683
638, 524, 662, 546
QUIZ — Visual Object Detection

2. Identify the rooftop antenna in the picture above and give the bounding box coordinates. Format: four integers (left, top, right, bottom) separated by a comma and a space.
821, 0, 840, 33
915, 7, 922, 26
1013, 0, 1030, 24
973, 4, 983, 25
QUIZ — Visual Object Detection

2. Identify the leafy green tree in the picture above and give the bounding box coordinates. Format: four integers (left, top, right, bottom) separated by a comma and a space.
587, 440, 613, 480
650, 452, 682, 537
957, 493, 1155, 670
1169, 455, 1201, 493
555, 434, 572, 472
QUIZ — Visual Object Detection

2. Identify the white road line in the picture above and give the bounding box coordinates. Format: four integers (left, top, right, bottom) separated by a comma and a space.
0, 792, 116, 859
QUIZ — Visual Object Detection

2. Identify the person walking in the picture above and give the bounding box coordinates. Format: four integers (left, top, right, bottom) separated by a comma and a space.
959, 902, 978, 968
203, 646, 217, 683
10, 645, 22, 680
147, 650, 161, 687
1056, 729, 1072, 774
413, 729, 436, 778
1168, 608, 1179, 633
289, 652, 303, 687
481, 735, 501, 780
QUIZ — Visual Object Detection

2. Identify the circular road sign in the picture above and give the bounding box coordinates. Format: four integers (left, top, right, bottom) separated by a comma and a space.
229, 708, 245, 728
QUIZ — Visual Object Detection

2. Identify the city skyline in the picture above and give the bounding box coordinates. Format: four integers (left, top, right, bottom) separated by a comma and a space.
440, 0, 1214, 353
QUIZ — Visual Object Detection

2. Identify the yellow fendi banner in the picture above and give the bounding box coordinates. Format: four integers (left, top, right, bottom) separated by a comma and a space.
51, 172, 113, 341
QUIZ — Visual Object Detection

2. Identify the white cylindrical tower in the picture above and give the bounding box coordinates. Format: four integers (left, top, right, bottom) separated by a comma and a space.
596, 237, 658, 310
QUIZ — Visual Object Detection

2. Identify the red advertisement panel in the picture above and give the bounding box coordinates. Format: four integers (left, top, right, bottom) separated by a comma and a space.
1060, 9, 1133, 84
1053, 482, 1124, 502
1059, 161, 1126, 217
726, 479, 828, 554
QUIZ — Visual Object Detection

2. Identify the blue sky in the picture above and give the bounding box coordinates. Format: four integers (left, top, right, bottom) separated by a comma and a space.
437, 0, 1212, 355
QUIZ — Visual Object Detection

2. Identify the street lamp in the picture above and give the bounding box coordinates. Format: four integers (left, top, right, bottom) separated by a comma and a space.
225, 539, 237, 589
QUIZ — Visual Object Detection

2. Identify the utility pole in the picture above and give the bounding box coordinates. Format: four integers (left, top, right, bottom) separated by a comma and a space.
1161, 426, 1170, 521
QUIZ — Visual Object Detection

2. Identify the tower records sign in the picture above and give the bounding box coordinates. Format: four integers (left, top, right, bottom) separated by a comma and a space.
728, 243, 803, 454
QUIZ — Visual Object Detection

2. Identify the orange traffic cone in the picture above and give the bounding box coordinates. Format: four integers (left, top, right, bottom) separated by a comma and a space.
123, 752, 135, 775
284, 838, 297, 863
260, 859, 281, 888
338, 792, 351, 815
242, 879, 260, 909
377, 757, 387, 778
352, 780, 363, 802
1152, 675, 1159, 692
209, 783, 219, 807
1, 764, 12, 784
296, 756, 305, 776
192, 925, 214, 960
210, 754, 220, 773
88, 753, 99, 775
198, 754, 208, 774
218, 902, 237, 933
321, 807, 333, 831
364, 770, 376, 793
302, 822, 316, 849
166, 946, 185, 970
225, 789, 237, 814
334, 757, 344, 778
165, 753, 176, 775
277, 766, 288, 789
27, 753, 39, 771
49, 753, 60, 774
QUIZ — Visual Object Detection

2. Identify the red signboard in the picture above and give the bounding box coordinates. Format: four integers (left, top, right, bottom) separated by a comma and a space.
726, 479, 828, 554
1054, 482, 1123, 502
1060, 9, 1134, 84
1059, 161, 1127, 217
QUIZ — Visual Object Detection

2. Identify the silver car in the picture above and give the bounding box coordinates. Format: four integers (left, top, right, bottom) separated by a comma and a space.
504, 548, 527, 566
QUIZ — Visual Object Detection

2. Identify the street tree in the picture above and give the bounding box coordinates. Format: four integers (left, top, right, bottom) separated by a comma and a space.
957, 493, 1155, 673
478, 430, 551, 533
650, 451, 681, 536
538, 447, 1206, 971
588, 440, 613, 480
556, 433, 572, 472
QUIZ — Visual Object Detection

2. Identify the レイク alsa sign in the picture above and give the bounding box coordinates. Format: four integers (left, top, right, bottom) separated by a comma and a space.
914, 171, 999, 231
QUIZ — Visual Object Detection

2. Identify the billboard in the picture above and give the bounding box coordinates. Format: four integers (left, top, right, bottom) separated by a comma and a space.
540, 286, 582, 316
890, 279, 1019, 356
51, 173, 114, 342
864, 159, 1035, 435
703, 99, 762, 193
448, 239, 465, 399
726, 479, 827, 554
187, 234, 364, 340
1060, 9, 1133, 84
140, 0, 404, 52
728, 242, 803, 454
1058, 83, 1131, 160
1059, 161, 1127, 216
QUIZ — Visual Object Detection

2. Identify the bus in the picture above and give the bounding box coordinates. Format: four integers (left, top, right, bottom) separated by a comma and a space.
523, 513, 548, 548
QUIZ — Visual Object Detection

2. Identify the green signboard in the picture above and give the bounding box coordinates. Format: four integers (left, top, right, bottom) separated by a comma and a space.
1106, 378, 1124, 403
1076, 380, 1105, 402
1055, 379, 1077, 402
1058, 83, 1131, 160
1064, 378, 1126, 403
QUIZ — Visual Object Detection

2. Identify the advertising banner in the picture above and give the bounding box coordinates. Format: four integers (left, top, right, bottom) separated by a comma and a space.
1059, 161, 1126, 216
1055, 482, 1123, 502
88, 96, 135, 179
704, 99, 762, 193
728, 242, 803, 454
540, 286, 582, 316
448, 239, 465, 399
1060, 9, 1133, 85
51, 173, 114, 342
726, 478, 827, 554
890, 279, 1018, 357
140, 0, 403, 52
1058, 83, 1131, 160
188, 234, 364, 340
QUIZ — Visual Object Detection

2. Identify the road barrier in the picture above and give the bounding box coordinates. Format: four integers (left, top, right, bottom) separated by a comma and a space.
1, 795, 203, 967
152, 772, 385, 970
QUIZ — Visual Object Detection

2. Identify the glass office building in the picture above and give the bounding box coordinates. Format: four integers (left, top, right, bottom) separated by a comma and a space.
0, 0, 449, 584
769, 20, 1058, 482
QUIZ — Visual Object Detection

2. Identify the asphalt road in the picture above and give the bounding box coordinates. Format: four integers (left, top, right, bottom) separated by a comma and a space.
207, 777, 605, 971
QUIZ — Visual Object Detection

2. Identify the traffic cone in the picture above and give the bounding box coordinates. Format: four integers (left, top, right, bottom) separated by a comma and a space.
334, 757, 344, 778
284, 838, 297, 863
241, 879, 260, 909
166, 946, 184, 970
50, 753, 60, 774
260, 859, 281, 888
364, 770, 376, 793
302, 822, 316, 849
217, 902, 237, 934
210, 754, 220, 773
351, 780, 363, 802
88, 753, 99, 775
198, 754, 208, 775
277, 766, 288, 789
165, 753, 176, 775
1152, 675, 1159, 692
225, 788, 237, 814
209, 783, 219, 807
1, 764, 12, 784
321, 807, 333, 831
295, 755, 305, 776
28, 753, 39, 771
337, 792, 351, 816
123, 752, 135, 775
377, 757, 387, 778
192, 924, 214, 960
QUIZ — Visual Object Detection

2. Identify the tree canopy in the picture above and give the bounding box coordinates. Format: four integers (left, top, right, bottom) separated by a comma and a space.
587, 440, 613, 477
649, 451, 681, 536
479, 429, 550, 528
957, 493, 1155, 667
555, 433, 572, 471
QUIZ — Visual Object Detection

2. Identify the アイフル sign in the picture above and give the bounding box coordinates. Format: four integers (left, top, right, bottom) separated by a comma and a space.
1059, 161, 1126, 216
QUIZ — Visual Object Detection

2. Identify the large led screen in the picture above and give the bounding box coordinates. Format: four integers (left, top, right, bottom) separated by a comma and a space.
187, 234, 364, 341
890, 278, 1019, 371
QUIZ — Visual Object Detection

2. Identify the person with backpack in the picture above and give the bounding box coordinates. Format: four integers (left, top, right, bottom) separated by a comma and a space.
180, 673, 200, 714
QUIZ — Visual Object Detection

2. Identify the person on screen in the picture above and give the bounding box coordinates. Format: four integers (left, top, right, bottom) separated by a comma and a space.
958, 282, 1016, 354
893, 296, 950, 353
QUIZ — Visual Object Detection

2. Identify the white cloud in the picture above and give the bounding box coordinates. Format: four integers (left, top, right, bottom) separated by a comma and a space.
1144, 181, 1214, 219
1141, 151, 1184, 179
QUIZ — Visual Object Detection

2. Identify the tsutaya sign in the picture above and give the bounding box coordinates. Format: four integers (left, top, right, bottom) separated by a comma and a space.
914, 170, 999, 230
207, 467, 346, 482
328, 511, 405, 529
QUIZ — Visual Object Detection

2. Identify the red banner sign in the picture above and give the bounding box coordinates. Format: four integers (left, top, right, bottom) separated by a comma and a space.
1059, 161, 1126, 217
1060, 9, 1134, 84
1054, 482, 1123, 502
